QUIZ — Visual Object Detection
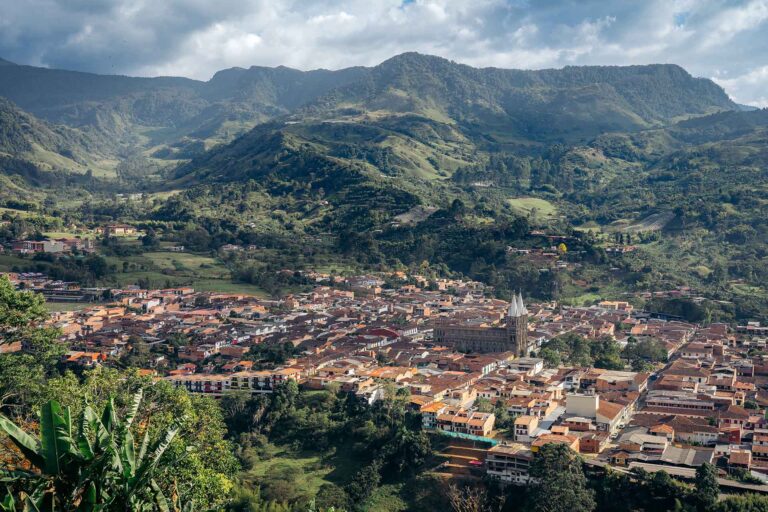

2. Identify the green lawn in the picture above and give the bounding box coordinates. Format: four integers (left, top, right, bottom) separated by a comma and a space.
0, 254, 29, 271
244, 449, 332, 498
103, 251, 268, 296
44, 302, 94, 312
507, 197, 558, 220
241, 444, 360, 504
561, 292, 602, 306
0, 207, 34, 217
43, 231, 95, 239
363, 485, 409, 512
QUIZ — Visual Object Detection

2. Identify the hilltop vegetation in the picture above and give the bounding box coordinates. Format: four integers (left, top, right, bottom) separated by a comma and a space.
0, 53, 766, 317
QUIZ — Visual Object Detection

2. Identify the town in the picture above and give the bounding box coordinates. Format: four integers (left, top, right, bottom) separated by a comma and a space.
5, 268, 768, 495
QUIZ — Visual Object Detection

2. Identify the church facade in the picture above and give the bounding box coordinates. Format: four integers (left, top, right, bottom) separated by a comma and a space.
433, 293, 531, 355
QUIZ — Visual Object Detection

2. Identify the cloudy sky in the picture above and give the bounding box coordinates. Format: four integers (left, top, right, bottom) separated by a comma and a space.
1, 0, 767, 106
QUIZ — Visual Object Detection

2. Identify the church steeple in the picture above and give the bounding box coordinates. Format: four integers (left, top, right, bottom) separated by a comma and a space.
516, 292, 528, 316
507, 292, 527, 318
507, 292, 520, 317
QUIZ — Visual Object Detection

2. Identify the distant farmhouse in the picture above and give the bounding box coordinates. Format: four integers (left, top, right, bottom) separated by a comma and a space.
102, 224, 137, 236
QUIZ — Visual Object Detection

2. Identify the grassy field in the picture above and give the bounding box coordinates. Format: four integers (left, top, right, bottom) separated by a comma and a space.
507, 197, 558, 221
44, 302, 94, 312
364, 485, 409, 512
0, 207, 35, 218
0, 254, 28, 271
103, 251, 268, 295
609, 212, 675, 233
560, 292, 602, 306
244, 449, 332, 498
242, 443, 359, 504
0, 248, 267, 296
42, 231, 95, 239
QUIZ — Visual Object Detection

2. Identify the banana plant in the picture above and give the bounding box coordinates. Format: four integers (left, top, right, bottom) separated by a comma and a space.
0, 391, 186, 511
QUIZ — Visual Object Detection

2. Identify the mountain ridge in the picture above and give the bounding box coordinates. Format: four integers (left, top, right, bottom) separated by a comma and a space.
0, 53, 737, 147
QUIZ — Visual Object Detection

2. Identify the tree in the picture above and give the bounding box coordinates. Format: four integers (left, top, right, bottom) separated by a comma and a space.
695, 462, 719, 511
36, 367, 239, 510
474, 397, 494, 413
315, 484, 349, 511
539, 347, 561, 368
0, 275, 51, 348
345, 459, 382, 509
0, 276, 64, 410
714, 494, 768, 512
527, 443, 595, 512
0, 392, 183, 511
493, 400, 513, 430
446, 483, 499, 512
381, 428, 432, 475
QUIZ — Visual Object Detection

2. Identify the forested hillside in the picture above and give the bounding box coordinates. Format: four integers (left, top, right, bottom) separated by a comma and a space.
0, 52, 766, 318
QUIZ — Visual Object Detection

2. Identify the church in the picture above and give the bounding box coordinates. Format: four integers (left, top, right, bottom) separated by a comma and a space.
433, 293, 532, 355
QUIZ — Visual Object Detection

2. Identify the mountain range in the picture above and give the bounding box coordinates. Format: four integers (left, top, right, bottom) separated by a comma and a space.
0, 52, 766, 314
0, 52, 737, 152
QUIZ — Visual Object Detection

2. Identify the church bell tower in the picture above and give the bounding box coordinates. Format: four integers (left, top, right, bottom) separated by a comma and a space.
506, 292, 529, 355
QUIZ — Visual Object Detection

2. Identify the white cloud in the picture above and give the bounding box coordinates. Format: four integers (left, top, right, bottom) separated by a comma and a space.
1, 0, 768, 105
713, 65, 768, 107
699, 0, 768, 49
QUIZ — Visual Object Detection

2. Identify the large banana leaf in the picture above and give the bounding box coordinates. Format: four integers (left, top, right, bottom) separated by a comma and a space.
150, 479, 170, 512
75, 482, 99, 512
75, 405, 95, 460
39, 401, 74, 476
0, 415, 44, 470
1, 396, 190, 511
123, 390, 143, 429
0, 491, 14, 512
130, 421, 182, 494
100, 398, 116, 436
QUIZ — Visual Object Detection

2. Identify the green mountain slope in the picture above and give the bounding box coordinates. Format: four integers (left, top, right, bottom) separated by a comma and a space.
0, 53, 736, 154
166, 54, 739, 241
300, 53, 736, 144
0, 97, 117, 175
0, 98, 123, 203
0, 61, 367, 148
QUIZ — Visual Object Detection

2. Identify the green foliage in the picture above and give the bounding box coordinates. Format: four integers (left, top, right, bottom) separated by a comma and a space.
591, 467, 694, 512
527, 443, 595, 512
539, 333, 595, 368
0, 274, 49, 345
225, 384, 431, 510
0, 393, 183, 511
0, 276, 64, 408
695, 463, 720, 511
622, 337, 668, 369
715, 494, 768, 512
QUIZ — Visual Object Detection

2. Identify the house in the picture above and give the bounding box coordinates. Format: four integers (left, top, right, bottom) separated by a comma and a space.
63, 351, 107, 367
565, 393, 628, 434
103, 224, 137, 236
579, 432, 610, 454
12, 240, 69, 254
619, 432, 669, 453
532, 433, 580, 453
729, 449, 752, 471
166, 368, 300, 396
486, 443, 533, 484
434, 407, 496, 437
514, 415, 539, 442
